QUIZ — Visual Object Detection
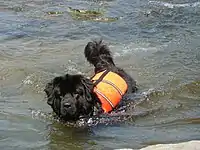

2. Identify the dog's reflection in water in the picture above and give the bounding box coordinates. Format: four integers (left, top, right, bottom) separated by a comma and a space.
44, 40, 137, 122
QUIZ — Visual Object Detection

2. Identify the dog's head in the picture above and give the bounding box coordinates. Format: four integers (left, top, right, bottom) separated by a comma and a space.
84, 40, 115, 67
44, 74, 97, 121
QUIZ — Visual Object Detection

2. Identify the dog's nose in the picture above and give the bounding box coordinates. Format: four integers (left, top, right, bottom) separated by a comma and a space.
63, 102, 71, 108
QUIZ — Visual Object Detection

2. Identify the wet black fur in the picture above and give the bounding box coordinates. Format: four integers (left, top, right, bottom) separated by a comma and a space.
44, 74, 101, 121
44, 40, 137, 121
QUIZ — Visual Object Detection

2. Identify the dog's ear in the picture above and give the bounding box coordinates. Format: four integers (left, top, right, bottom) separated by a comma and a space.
44, 82, 54, 105
44, 76, 64, 105
44, 82, 52, 95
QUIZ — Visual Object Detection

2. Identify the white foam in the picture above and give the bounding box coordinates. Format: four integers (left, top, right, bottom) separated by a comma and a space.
31, 109, 58, 122
113, 42, 159, 58
23, 75, 33, 85
149, 1, 200, 8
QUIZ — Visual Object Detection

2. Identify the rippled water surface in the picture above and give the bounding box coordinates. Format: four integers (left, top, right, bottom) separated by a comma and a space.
0, 0, 200, 149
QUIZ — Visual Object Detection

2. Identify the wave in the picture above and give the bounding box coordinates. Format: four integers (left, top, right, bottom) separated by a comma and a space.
149, 1, 200, 8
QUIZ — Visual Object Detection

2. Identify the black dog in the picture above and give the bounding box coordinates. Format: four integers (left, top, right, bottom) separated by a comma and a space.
44, 74, 100, 121
84, 40, 137, 93
44, 40, 137, 121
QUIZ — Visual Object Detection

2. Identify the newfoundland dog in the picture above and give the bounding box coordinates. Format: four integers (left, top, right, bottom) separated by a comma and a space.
44, 40, 137, 121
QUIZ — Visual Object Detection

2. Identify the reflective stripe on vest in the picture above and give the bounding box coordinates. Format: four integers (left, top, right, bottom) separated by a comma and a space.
92, 70, 128, 113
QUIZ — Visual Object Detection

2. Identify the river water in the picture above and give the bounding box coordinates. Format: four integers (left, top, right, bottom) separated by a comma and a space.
0, 0, 200, 149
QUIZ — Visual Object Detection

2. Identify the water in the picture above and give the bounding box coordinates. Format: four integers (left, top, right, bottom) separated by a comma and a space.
0, 0, 200, 149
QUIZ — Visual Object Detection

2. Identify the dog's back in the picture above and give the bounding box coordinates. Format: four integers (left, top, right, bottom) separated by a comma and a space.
84, 40, 137, 93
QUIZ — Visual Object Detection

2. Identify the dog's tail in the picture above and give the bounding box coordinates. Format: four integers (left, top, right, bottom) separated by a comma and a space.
84, 40, 115, 65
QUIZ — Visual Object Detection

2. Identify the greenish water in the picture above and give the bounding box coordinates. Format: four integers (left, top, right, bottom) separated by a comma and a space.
0, 0, 200, 149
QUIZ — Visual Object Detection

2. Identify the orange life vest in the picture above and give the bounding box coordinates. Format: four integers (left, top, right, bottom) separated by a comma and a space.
91, 70, 128, 113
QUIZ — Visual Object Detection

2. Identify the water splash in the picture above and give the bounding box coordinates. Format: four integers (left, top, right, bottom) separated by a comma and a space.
23, 75, 34, 85
30, 109, 59, 123
30, 88, 158, 127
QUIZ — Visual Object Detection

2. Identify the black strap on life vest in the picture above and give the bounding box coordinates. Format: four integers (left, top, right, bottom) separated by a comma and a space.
93, 69, 110, 87
92, 69, 115, 110
92, 69, 124, 96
